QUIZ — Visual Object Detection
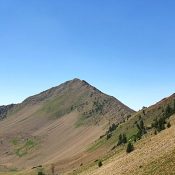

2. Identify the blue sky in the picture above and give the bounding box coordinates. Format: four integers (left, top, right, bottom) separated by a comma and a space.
0, 0, 175, 110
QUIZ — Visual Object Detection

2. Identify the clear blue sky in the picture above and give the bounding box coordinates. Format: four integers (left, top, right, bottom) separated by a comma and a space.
0, 0, 175, 110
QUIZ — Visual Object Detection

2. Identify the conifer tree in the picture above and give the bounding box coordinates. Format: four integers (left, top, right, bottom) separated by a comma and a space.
167, 122, 171, 128
122, 134, 127, 144
126, 142, 134, 153
117, 134, 123, 146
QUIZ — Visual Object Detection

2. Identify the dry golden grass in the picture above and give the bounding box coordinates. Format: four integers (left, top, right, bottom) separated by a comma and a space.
77, 115, 175, 175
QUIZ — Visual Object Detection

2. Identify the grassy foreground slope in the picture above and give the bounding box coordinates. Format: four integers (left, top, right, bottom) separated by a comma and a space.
87, 93, 175, 151
71, 94, 175, 175
72, 114, 175, 175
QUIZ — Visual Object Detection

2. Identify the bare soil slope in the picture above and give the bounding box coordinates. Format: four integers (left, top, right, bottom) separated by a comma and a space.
0, 78, 133, 173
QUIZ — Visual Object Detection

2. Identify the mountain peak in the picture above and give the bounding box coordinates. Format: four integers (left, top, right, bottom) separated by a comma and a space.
67, 78, 90, 86
2, 79, 134, 125
71, 78, 82, 82
22, 78, 85, 105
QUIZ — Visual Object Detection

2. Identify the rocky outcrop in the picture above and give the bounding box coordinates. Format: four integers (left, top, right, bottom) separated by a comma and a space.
0, 104, 15, 119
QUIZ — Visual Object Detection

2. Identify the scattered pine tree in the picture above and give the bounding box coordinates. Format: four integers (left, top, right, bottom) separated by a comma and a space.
117, 134, 123, 146
38, 172, 44, 175
117, 133, 127, 146
126, 142, 134, 153
98, 160, 103, 167
107, 123, 118, 133
136, 119, 146, 139
122, 134, 127, 144
106, 133, 112, 140
152, 117, 166, 132
165, 105, 172, 117
136, 129, 142, 140
167, 122, 171, 128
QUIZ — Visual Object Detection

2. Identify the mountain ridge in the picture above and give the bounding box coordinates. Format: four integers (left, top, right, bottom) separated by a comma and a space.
0, 78, 134, 125
0, 78, 134, 173
0, 79, 175, 175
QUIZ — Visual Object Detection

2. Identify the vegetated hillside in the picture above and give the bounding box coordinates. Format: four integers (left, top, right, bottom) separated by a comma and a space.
78, 115, 175, 175
91, 93, 175, 149
76, 93, 175, 175
133, 93, 175, 127
0, 78, 133, 174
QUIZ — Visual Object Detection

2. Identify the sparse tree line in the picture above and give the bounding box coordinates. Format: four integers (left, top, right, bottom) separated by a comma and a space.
117, 133, 134, 153
104, 100, 175, 158
37, 100, 175, 171
35, 164, 57, 175
151, 102, 175, 133
106, 123, 118, 140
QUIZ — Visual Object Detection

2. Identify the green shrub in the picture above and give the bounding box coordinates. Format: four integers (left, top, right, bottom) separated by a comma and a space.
117, 133, 127, 146
98, 160, 103, 167
106, 123, 118, 135
126, 142, 134, 153
122, 134, 127, 144
136, 129, 142, 140
117, 134, 123, 146
165, 105, 172, 117
152, 117, 166, 132
38, 172, 44, 175
136, 120, 146, 137
106, 133, 112, 140
167, 122, 171, 128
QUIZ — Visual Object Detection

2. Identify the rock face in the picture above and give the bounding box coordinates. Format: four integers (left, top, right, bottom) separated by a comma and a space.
0, 104, 15, 119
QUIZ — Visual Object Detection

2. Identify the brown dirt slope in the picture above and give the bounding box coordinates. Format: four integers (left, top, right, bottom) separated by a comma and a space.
0, 78, 133, 173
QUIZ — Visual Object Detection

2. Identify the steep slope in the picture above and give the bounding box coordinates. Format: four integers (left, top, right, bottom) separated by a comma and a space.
79, 115, 175, 175
75, 93, 175, 175
92, 93, 175, 149
0, 78, 133, 173
132, 93, 175, 126
3, 78, 133, 125
23, 78, 133, 125
0, 104, 15, 119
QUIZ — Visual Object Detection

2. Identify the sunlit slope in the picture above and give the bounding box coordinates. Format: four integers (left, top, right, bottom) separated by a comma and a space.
76, 94, 175, 175
0, 78, 133, 173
